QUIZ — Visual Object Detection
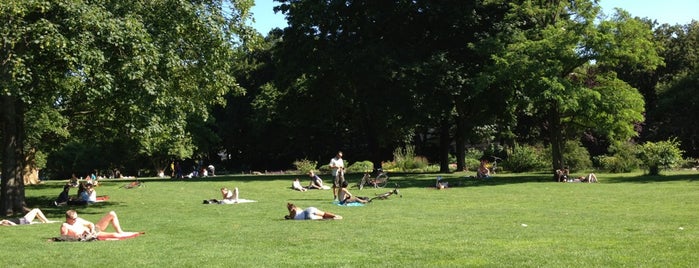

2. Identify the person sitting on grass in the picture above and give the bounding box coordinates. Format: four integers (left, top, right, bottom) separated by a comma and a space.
555, 167, 570, 182
80, 183, 97, 203
338, 181, 370, 205
60, 210, 143, 240
204, 187, 240, 204
54, 184, 71, 206
307, 171, 327, 190
476, 159, 491, 179
291, 178, 307, 191
1, 208, 55, 226
284, 203, 343, 220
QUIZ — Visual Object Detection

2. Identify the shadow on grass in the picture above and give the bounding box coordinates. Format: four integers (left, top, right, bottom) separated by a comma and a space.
603, 173, 697, 183
22, 195, 125, 218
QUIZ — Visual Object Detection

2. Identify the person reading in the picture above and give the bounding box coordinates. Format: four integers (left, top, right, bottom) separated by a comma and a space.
59, 210, 143, 241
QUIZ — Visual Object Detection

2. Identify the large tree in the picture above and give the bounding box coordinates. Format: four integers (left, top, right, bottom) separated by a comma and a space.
496, 2, 663, 174
0, 0, 249, 215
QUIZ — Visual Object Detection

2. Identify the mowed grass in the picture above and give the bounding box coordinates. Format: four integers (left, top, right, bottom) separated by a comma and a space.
1, 171, 697, 267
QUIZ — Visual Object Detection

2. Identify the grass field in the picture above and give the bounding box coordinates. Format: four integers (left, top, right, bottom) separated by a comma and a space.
1, 171, 697, 267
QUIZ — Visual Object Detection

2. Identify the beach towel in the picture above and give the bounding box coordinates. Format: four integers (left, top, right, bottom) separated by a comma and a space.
333, 200, 365, 207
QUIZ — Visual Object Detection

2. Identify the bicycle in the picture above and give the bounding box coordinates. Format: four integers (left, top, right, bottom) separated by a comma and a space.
358, 168, 389, 190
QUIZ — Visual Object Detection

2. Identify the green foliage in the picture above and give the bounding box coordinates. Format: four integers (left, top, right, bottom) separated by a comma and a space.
292, 159, 318, 175
347, 161, 373, 173
392, 145, 429, 172
562, 141, 593, 172
595, 141, 641, 173
638, 138, 684, 175
464, 148, 484, 171
504, 145, 548, 172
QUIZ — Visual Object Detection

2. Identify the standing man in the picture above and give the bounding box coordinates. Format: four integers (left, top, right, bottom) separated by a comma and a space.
330, 151, 345, 200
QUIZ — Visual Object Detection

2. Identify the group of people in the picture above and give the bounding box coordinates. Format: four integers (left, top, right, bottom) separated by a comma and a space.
286, 151, 352, 220
171, 160, 216, 179
54, 180, 109, 206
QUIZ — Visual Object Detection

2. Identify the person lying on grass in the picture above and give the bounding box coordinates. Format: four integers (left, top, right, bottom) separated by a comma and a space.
284, 203, 343, 220
204, 187, 240, 204
1, 208, 56, 226
60, 210, 143, 241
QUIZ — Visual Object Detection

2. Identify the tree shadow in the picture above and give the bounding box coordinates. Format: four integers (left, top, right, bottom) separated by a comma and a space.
23, 195, 125, 218
603, 173, 697, 183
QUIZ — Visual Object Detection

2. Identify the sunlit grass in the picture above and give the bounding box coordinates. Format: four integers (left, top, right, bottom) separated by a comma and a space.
1, 170, 696, 267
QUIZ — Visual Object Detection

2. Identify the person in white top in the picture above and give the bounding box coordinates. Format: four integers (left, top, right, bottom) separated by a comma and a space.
291, 178, 307, 191
329, 151, 345, 200
284, 203, 342, 220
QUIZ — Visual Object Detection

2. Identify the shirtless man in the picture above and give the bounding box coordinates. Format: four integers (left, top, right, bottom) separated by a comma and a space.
60, 210, 142, 240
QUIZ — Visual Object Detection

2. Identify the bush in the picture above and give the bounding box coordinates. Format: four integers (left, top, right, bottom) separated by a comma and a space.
393, 145, 429, 171
638, 138, 684, 175
347, 161, 374, 173
292, 159, 318, 175
504, 145, 548, 172
595, 142, 641, 173
464, 148, 483, 171
562, 141, 593, 172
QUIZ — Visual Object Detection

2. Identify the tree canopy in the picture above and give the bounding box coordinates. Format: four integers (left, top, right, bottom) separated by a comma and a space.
0, 0, 251, 215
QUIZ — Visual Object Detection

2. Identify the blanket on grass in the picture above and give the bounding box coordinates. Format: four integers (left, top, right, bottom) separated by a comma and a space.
50, 232, 144, 242
332, 200, 365, 207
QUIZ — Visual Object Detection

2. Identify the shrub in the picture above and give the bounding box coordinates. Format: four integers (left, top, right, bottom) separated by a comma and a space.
347, 161, 374, 173
504, 145, 548, 172
292, 159, 318, 175
638, 138, 684, 175
562, 141, 593, 172
596, 141, 641, 173
393, 145, 429, 171
464, 148, 484, 171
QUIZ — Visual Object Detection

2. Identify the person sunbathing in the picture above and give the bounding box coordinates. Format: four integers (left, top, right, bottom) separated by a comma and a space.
204, 187, 240, 204
284, 203, 343, 220
1, 208, 55, 226
60, 210, 143, 241
338, 181, 369, 205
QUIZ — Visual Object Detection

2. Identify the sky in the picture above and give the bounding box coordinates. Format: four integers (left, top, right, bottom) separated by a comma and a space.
249, 0, 698, 34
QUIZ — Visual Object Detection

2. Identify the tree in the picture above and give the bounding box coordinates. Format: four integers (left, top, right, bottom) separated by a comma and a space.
0, 0, 249, 215
495, 2, 662, 174
645, 21, 699, 156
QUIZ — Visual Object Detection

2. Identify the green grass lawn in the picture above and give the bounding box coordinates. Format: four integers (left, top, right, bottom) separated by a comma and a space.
1, 171, 697, 267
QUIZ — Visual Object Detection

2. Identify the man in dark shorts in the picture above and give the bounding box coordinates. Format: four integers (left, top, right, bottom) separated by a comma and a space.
329, 151, 345, 200
1, 208, 54, 226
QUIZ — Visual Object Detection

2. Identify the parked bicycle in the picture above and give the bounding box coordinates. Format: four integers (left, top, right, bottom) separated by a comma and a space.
358, 168, 389, 189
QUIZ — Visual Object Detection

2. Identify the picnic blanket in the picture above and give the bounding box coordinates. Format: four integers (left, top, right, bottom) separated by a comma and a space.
230, 199, 256, 204
332, 200, 365, 207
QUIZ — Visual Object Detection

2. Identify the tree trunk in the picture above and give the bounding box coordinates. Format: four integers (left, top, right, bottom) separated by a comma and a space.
454, 114, 467, 172
549, 105, 565, 181
438, 116, 451, 173
1, 95, 27, 216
